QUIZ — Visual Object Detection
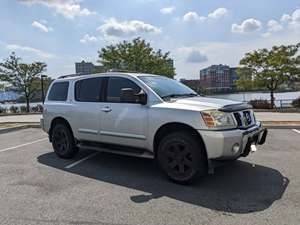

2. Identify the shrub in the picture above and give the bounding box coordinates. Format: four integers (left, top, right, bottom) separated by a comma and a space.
31, 104, 43, 113
249, 99, 272, 109
9, 105, 19, 113
0, 106, 7, 114
292, 97, 300, 108
20, 105, 27, 113
36, 104, 43, 112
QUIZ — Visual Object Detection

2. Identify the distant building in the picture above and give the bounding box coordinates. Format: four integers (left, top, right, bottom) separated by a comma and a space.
75, 61, 105, 74
167, 59, 174, 68
199, 64, 238, 92
180, 79, 202, 92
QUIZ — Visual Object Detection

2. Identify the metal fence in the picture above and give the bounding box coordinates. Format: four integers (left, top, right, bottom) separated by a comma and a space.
246, 99, 295, 109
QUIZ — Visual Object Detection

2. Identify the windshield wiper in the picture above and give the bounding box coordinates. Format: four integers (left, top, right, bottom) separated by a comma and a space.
161, 93, 198, 99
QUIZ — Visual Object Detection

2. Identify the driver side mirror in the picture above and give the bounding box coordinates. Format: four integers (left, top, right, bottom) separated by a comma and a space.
120, 88, 147, 105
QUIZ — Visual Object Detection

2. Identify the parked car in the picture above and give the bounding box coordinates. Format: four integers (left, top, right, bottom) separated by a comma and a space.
41, 72, 267, 184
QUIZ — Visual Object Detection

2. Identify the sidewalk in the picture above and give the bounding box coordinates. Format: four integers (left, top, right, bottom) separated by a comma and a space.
0, 112, 300, 124
0, 114, 41, 123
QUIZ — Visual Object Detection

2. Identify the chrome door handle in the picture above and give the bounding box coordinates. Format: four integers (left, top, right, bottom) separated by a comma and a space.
101, 107, 112, 113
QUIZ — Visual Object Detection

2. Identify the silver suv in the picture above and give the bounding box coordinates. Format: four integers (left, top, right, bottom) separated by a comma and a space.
41, 72, 267, 184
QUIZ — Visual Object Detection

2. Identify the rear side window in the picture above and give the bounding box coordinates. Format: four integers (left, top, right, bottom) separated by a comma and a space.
107, 77, 141, 103
75, 77, 103, 102
48, 82, 69, 101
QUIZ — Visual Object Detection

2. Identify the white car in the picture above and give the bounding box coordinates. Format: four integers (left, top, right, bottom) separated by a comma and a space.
41, 72, 267, 184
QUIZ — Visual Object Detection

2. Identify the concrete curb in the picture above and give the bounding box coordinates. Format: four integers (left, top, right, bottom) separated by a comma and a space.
0, 124, 41, 134
263, 124, 300, 129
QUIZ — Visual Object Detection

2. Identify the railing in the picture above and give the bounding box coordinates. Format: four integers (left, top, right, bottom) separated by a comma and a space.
246, 99, 295, 109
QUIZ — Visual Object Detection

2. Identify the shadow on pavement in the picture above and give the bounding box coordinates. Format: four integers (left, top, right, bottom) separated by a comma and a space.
37, 151, 289, 214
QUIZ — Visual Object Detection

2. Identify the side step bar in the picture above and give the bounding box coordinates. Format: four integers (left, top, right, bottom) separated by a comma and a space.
77, 142, 154, 159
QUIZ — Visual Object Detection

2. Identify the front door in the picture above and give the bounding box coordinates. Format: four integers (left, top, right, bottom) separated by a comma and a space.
100, 76, 147, 148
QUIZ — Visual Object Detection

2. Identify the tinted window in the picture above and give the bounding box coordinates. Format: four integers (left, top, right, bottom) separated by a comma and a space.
107, 77, 141, 103
48, 82, 69, 101
75, 77, 103, 102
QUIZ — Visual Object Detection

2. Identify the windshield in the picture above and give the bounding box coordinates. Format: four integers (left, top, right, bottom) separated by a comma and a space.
139, 76, 197, 99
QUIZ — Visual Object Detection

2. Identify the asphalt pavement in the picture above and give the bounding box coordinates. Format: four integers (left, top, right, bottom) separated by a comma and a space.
0, 128, 300, 225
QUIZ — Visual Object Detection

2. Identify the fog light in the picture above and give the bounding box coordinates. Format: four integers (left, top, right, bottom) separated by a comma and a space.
232, 143, 240, 154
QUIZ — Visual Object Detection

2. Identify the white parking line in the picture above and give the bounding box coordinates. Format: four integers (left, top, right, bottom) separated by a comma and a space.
0, 138, 48, 153
65, 152, 99, 169
292, 129, 300, 134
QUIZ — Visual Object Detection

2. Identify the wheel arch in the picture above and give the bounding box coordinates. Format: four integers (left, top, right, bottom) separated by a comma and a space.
49, 117, 74, 142
153, 122, 207, 159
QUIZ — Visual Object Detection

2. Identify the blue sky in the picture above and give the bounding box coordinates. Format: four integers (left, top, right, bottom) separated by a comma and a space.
0, 0, 299, 79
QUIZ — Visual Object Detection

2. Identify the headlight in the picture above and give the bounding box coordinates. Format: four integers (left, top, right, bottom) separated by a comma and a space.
201, 110, 237, 129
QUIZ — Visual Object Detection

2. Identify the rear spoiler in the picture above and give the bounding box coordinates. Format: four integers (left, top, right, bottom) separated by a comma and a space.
219, 103, 252, 112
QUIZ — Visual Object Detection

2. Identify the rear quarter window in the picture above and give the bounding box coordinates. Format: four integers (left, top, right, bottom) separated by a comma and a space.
48, 82, 69, 101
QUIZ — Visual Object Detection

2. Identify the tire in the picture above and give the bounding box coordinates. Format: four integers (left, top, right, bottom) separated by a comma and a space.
157, 131, 207, 184
51, 123, 78, 159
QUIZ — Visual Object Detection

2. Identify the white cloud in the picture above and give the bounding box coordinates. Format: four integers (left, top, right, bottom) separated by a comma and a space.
80, 34, 98, 43
183, 12, 206, 22
6, 44, 55, 58
280, 9, 300, 27
19, 0, 95, 19
263, 9, 300, 37
208, 8, 228, 19
160, 6, 175, 15
231, 18, 262, 33
288, 9, 300, 27
98, 18, 161, 37
183, 7, 228, 23
267, 20, 283, 32
32, 20, 53, 32
280, 14, 292, 23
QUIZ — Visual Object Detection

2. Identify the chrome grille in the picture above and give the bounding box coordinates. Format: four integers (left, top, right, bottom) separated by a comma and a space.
233, 110, 255, 128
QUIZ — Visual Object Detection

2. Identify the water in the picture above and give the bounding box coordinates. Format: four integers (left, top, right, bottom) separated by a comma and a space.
211, 91, 300, 102
0, 102, 42, 109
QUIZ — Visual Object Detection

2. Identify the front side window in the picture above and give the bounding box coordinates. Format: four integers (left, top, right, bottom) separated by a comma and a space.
107, 77, 141, 103
75, 77, 103, 102
48, 82, 69, 101
138, 76, 197, 99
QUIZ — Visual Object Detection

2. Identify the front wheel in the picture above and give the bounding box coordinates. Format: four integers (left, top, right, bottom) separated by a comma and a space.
157, 131, 207, 184
52, 123, 78, 159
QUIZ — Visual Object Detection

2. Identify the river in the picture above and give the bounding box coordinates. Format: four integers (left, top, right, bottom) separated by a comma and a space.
211, 91, 300, 102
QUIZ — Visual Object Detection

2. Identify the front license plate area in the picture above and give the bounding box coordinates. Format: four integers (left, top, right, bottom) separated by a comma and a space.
250, 144, 257, 152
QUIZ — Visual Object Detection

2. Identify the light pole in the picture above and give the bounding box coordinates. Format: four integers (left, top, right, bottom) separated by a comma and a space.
41, 75, 47, 104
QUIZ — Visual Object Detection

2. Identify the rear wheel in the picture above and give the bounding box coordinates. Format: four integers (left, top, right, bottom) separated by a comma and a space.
157, 131, 207, 184
52, 123, 78, 159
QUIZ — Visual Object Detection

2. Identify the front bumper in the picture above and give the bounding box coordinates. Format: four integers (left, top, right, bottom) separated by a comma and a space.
198, 122, 267, 159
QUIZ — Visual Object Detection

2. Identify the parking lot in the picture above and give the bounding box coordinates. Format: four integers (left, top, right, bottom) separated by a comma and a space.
0, 128, 299, 225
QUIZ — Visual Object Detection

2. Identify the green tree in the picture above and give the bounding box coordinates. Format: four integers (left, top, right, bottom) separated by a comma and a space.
98, 37, 175, 77
0, 52, 47, 112
235, 67, 265, 91
0, 83, 5, 91
238, 43, 300, 108
16, 76, 52, 103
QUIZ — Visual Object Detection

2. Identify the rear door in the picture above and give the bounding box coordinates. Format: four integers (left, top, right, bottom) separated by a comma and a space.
99, 76, 148, 148
72, 77, 106, 142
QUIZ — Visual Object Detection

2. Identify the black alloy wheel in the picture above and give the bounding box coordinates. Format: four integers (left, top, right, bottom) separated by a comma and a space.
157, 131, 207, 184
52, 123, 78, 159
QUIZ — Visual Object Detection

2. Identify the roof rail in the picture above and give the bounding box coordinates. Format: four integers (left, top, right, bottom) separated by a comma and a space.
108, 68, 137, 73
58, 73, 86, 79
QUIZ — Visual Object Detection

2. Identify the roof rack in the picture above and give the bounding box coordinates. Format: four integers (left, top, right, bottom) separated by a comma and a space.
108, 69, 137, 73
58, 73, 86, 79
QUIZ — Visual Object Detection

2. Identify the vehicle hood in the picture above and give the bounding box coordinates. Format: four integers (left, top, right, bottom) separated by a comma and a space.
170, 96, 247, 111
